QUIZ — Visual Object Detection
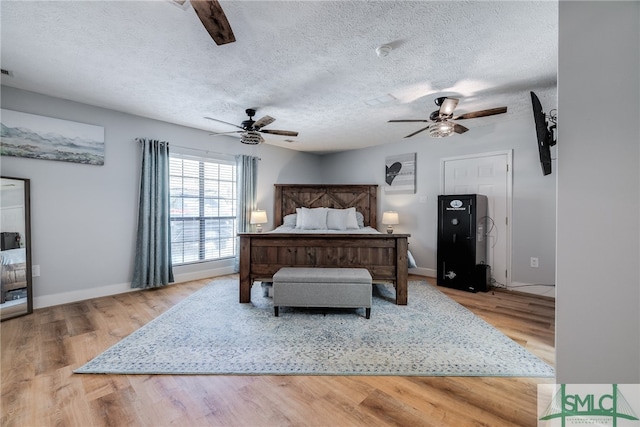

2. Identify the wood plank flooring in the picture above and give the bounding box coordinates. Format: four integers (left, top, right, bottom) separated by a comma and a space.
1, 275, 555, 427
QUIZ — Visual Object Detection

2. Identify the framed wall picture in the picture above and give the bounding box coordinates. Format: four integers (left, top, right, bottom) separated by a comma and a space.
0, 109, 105, 165
385, 152, 416, 194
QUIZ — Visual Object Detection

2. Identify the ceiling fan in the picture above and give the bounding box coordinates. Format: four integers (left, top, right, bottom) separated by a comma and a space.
175, 0, 235, 45
389, 97, 508, 138
205, 109, 299, 145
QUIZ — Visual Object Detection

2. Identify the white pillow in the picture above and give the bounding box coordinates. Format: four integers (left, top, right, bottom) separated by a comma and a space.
345, 207, 360, 229
327, 208, 348, 230
295, 207, 328, 230
327, 207, 359, 230
282, 213, 297, 227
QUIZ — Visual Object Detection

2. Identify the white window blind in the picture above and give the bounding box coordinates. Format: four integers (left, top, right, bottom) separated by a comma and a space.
169, 154, 237, 265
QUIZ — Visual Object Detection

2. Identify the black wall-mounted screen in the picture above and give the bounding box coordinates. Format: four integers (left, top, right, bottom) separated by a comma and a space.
530, 91, 554, 176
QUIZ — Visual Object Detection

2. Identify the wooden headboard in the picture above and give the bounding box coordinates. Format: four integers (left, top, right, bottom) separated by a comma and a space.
274, 184, 378, 228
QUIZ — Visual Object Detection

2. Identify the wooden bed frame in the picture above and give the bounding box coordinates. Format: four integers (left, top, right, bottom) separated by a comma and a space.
238, 184, 410, 305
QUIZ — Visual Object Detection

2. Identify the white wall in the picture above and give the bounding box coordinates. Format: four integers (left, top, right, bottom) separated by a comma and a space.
321, 111, 557, 295
556, 1, 640, 383
0, 86, 323, 307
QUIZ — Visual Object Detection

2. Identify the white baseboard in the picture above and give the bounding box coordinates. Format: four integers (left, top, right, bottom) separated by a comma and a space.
33, 266, 236, 309
505, 281, 556, 298
32, 266, 554, 308
172, 266, 235, 284
409, 269, 555, 299
34, 281, 135, 309
409, 267, 436, 278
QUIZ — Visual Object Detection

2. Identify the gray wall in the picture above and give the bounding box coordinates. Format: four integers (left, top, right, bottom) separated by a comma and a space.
1, 83, 558, 306
0, 86, 323, 307
321, 111, 557, 295
3, 83, 558, 306
556, 1, 640, 383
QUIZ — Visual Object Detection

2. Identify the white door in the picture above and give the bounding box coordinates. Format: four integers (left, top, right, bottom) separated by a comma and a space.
441, 151, 512, 287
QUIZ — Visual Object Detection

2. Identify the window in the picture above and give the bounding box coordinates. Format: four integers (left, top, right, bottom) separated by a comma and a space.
169, 154, 237, 265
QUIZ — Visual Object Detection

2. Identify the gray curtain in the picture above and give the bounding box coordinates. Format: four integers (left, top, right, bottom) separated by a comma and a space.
132, 138, 174, 288
234, 154, 259, 272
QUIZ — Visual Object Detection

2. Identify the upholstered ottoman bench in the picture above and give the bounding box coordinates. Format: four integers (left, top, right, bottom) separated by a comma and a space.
273, 267, 372, 318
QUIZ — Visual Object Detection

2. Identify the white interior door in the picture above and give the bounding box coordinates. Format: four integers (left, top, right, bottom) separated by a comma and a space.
441, 151, 512, 287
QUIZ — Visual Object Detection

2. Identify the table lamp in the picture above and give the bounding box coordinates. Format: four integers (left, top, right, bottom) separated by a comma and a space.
381, 211, 399, 234
250, 210, 268, 233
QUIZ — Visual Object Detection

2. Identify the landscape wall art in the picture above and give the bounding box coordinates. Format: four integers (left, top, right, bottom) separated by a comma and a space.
0, 109, 105, 165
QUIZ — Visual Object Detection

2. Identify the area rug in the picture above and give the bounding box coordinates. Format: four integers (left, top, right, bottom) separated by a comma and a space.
75, 279, 554, 377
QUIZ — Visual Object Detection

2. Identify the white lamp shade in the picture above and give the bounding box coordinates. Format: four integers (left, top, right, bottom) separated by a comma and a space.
250, 210, 268, 224
381, 211, 399, 225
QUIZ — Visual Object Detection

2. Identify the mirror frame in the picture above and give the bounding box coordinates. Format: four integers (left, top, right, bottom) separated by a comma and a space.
0, 176, 33, 320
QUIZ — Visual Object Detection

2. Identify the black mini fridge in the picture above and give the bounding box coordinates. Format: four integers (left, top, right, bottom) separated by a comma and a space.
437, 194, 490, 292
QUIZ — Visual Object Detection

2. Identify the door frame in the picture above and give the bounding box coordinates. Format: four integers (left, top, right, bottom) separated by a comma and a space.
440, 150, 513, 287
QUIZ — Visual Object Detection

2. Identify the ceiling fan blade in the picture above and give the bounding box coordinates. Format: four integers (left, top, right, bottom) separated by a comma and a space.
404, 125, 432, 138
452, 106, 508, 120
204, 116, 243, 129
388, 119, 431, 123
259, 129, 299, 137
191, 0, 236, 46
253, 115, 276, 129
439, 98, 459, 117
209, 130, 242, 136
453, 123, 469, 134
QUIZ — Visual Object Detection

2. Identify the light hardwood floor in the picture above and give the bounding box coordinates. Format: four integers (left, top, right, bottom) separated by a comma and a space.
1, 275, 555, 427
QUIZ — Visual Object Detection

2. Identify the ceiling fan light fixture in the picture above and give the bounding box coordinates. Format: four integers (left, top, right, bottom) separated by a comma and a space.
389, 96, 507, 139
240, 131, 264, 145
429, 121, 455, 138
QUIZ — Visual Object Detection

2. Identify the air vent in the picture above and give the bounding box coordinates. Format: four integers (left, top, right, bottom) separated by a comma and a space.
1, 69, 14, 77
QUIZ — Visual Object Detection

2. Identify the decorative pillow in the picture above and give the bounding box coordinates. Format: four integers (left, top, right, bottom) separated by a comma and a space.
283, 213, 297, 227
295, 207, 328, 230
355, 211, 365, 228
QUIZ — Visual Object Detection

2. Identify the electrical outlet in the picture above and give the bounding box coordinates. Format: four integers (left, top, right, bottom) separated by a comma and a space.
530, 257, 539, 268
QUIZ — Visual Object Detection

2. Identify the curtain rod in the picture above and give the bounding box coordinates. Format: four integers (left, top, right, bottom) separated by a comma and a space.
136, 139, 260, 160
171, 144, 261, 161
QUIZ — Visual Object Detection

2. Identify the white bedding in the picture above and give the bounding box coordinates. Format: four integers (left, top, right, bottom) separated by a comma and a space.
269, 225, 381, 234
1, 248, 26, 265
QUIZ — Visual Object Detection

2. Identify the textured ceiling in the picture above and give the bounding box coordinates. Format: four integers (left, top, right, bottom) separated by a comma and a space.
0, 1, 558, 154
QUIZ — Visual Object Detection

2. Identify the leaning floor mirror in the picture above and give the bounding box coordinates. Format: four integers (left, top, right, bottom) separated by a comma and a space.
0, 176, 33, 320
